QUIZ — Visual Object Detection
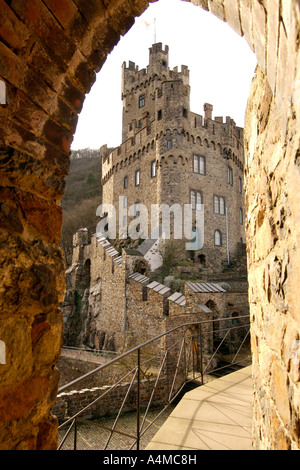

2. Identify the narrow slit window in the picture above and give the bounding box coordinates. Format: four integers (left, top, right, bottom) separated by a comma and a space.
139, 94, 145, 108
135, 169, 140, 186
151, 160, 156, 178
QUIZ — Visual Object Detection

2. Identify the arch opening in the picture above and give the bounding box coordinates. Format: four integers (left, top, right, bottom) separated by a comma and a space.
0, 0, 299, 452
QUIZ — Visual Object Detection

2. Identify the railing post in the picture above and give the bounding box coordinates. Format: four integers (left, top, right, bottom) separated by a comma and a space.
74, 417, 77, 450
136, 348, 141, 451
199, 324, 204, 385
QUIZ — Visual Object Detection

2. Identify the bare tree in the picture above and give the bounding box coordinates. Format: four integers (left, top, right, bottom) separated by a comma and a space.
158, 239, 186, 278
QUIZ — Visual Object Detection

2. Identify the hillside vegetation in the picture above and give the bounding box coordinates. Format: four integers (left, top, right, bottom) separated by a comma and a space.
61, 148, 102, 265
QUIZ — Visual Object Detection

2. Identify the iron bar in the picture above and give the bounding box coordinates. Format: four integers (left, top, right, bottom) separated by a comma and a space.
104, 368, 138, 450
58, 315, 250, 394
77, 417, 137, 441
231, 330, 250, 364
57, 418, 76, 450
136, 348, 141, 451
139, 348, 169, 433
203, 329, 231, 374
58, 367, 137, 430
57, 315, 250, 450
74, 417, 77, 450
199, 324, 204, 384
168, 338, 185, 403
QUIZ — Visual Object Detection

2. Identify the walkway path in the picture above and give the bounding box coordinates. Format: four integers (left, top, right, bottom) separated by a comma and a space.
146, 366, 252, 450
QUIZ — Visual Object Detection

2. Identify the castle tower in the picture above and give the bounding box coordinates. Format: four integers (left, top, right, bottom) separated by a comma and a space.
121, 43, 190, 142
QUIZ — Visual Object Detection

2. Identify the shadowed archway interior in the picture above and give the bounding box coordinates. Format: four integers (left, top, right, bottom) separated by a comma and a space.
0, 0, 299, 450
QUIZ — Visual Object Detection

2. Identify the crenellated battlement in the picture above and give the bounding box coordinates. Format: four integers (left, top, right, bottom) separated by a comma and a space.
101, 102, 244, 186
121, 42, 190, 99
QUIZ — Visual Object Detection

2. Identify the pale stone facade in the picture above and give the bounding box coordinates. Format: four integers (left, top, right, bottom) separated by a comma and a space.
0, 0, 298, 451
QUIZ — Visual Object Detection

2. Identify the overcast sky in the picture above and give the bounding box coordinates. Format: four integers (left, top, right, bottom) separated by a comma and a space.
71, 0, 257, 151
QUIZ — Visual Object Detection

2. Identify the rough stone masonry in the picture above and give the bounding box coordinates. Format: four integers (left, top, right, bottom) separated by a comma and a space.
0, 0, 299, 451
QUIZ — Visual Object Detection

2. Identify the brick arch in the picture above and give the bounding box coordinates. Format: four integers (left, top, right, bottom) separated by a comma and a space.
0, 0, 299, 451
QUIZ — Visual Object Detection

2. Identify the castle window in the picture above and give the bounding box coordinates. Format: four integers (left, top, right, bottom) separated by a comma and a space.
239, 176, 242, 193
214, 195, 225, 215
123, 196, 127, 209
157, 109, 162, 120
190, 190, 202, 209
167, 139, 172, 149
219, 197, 225, 215
240, 208, 243, 224
151, 160, 156, 178
228, 166, 233, 185
134, 202, 140, 218
214, 196, 219, 213
135, 169, 140, 186
190, 190, 195, 209
214, 230, 222, 246
193, 154, 205, 175
183, 107, 188, 118
142, 286, 148, 301
124, 176, 128, 188
139, 94, 145, 108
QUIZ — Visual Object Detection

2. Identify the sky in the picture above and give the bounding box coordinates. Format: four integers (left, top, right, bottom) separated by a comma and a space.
71, 0, 257, 151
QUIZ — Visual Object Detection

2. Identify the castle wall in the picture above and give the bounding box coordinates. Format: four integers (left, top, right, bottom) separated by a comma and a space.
0, 0, 299, 452
125, 276, 169, 347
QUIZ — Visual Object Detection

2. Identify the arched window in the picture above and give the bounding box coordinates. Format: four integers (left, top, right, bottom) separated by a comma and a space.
190, 190, 202, 209
219, 197, 225, 215
214, 230, 222, 246
214, 195, 225, 215
193, 154, 206, 175
190, 190, 195, 209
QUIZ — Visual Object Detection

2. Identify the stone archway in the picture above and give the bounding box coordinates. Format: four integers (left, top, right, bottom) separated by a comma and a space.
0, 0, 299, 450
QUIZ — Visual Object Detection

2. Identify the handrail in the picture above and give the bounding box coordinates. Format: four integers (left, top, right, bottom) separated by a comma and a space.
57, 314, 251, 450
58, 315, 249, 394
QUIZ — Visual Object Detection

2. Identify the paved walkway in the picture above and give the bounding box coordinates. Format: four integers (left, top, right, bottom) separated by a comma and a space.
146, 366, 253, 451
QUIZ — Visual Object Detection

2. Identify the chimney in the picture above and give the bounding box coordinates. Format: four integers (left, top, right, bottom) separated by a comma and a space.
204, 103, 213, 120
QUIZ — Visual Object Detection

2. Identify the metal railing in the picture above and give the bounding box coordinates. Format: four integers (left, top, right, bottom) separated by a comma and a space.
57, 315, 251, 450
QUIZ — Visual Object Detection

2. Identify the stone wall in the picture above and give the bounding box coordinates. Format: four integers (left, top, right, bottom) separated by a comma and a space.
0, 0, 299, 451
53, 377, 169, 425
245, 64, 300, 450
63, 232, 250, 364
